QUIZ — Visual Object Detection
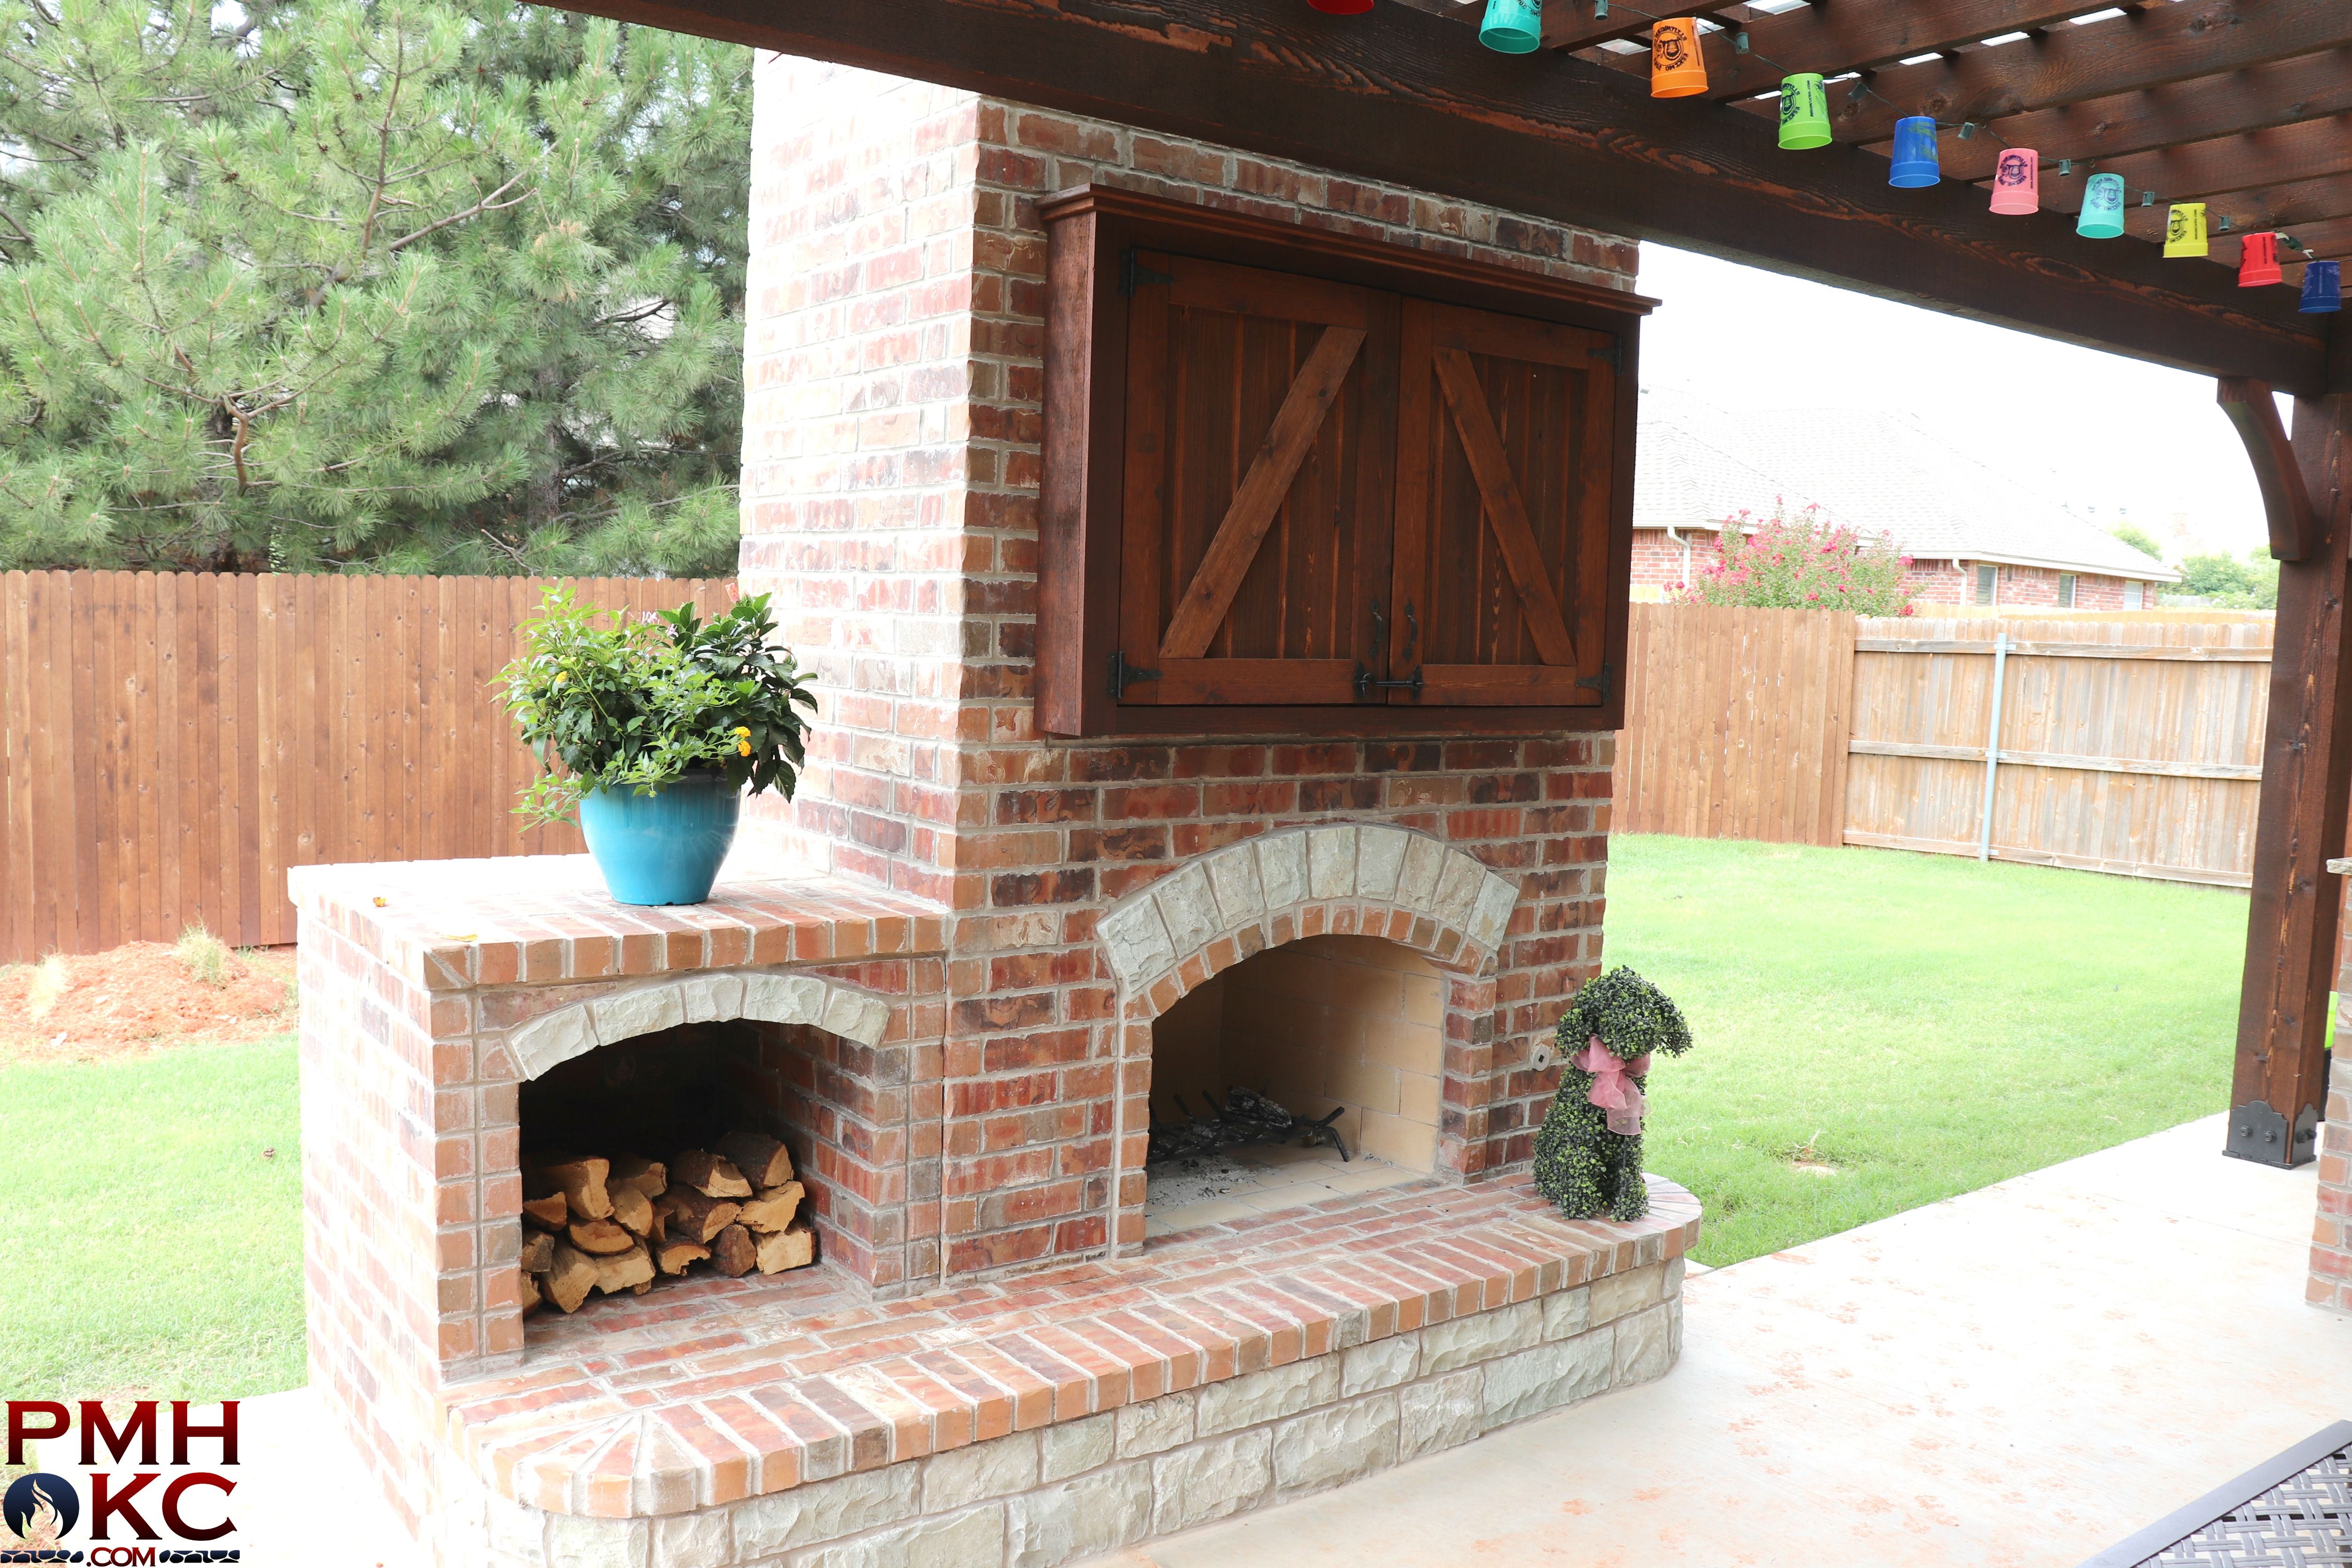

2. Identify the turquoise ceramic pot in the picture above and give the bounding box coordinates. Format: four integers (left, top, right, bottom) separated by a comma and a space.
578, 773, 741, 905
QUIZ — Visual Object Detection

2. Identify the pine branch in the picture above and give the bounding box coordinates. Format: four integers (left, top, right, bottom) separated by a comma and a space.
385, 174, 528, 253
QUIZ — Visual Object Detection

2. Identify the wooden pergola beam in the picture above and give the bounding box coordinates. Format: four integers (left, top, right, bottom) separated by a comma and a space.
2232, 386, 2352, 1168
2019, 117, 2352, 214
2126, 175, 2352, 250
1716, 0, 2352, 148
561, 0, 2328, 391
1914, 49, 2352, 185
2219, 378, 2317, 560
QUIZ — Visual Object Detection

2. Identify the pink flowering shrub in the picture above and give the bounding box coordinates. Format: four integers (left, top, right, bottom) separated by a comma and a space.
1675, 501, 1917, 617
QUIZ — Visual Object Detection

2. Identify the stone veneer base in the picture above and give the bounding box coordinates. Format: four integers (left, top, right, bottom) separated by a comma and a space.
418, 1174, 1697, 1567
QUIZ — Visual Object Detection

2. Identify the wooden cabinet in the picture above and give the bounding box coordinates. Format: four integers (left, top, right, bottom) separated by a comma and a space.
1038, 187, 1651, 737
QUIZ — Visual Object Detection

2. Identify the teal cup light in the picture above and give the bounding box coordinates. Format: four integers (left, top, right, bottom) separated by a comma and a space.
1480, 0, 1543, 53
2077, 172, 2126, 239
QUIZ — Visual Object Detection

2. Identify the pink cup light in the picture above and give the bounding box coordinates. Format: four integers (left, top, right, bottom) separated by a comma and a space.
1988, 148, 2039, 215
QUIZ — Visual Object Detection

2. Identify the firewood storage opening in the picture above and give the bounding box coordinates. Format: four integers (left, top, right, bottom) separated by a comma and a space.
1145, 935, 1444, 1237
516, 1019, 820, 1321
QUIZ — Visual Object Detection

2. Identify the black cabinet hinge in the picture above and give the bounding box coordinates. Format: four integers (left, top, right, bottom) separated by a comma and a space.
1591, 339, 1622, 371
1108, 649, 1162, 699
1120, 249, 1176, 296
1577, 662, 1616, 703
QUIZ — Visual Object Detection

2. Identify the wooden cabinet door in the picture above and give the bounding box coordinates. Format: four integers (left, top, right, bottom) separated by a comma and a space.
1388, 300, 1615, 706
1115, 252, 1400, 707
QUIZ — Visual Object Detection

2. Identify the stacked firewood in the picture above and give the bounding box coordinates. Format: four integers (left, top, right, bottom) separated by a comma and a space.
520, 1129, 816, 1314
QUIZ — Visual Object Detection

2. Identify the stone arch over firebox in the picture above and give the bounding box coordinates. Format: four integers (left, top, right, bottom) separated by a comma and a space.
505, 969, 897, 1081
1100, 826, 1523, 1236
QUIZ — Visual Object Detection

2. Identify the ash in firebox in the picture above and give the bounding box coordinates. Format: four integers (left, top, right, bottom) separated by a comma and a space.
1144, 1150, 1253, 1209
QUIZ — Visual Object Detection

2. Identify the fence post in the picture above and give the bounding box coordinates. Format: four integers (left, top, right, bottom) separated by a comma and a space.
1976, 631, 2010, 862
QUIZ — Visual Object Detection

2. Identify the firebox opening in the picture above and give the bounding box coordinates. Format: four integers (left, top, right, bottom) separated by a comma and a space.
1145, 935, 1443, 1237
517, 1018, 824, 1322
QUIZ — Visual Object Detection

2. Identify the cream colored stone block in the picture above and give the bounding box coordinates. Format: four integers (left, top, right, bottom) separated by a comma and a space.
676, 973, 745, 1025
1431, 852, 1484, 932
1542, 1285, 1592, 1341
791, 1503, 1004, 1568
510, 1005, 592, 1081
1153, 863, 1222, 957
1273, 1392, 1400, 1497
1363, 1016, 1440, 1073
1467, 873, 1519, 953
589, 984, 687, 1048
1256, 831, 1308, 909
1039, 1411, 1115, 1483
1194, 1357, 1342, 1436
1396, 1070, 1440, 1129
1206, 843, 1265, 927
1481, 1332, 1612, 1430
1327, 1056, 1400, 1117
1341, 1332, 1419, 1396
921, 1431, 1040, 1511
1397, 834, 1447, 909
1098, 896, 1176, 988
1418, 1297, 1541, 1375
820, 986, 890, 1046
1399, 1367, 1485, 1459
1150, 1429, 1272, 1535
1591, 1261, 1665, 1326
1358, 1112, 1437, 1170
741, 972, 827, 1027
1402, 971, 1443, 1027
1306, 826, 1359, 899
1614, 1302, 1674, 1387
734, 1463, 923, 1557
1355, 826, 1410, 901
651, 1508, 731, 1568
1116, 1393, 1198, 1458
1006, 1460, 1151, 1568
542, 1513, 648, 1568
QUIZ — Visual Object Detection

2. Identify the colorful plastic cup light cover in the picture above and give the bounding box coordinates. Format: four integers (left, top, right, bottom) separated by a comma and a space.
2164, 202, 2208, 258
1650, 19, 1708, 97
2239, 231, 2283, 288
1888, 117, 1939, 188
2304, 260, 2344, 314
2075, 173, 2125, 238
1478, 0, 1542, 52
1988, 149, 2038, 215
1779, 74, 1832, 150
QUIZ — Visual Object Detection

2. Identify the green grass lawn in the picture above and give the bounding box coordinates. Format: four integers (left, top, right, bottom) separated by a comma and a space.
0, 1036, 305, 1401
1621, 835, 2248, 1266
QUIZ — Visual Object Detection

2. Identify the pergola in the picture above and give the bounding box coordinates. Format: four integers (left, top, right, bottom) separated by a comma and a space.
589, 0, 2351, 1166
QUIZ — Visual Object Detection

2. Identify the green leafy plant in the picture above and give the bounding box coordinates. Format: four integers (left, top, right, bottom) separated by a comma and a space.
501, 589, 816, 824
1675, 500, 1918, 617
2171, 549, 2278, 610
2111, 522, 2165, 562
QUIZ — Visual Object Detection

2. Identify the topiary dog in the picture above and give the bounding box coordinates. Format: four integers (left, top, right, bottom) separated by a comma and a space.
1532, 966, 1693, 1222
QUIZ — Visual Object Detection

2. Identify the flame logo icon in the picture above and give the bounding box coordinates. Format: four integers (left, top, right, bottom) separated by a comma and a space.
3, 1473, 79, 1545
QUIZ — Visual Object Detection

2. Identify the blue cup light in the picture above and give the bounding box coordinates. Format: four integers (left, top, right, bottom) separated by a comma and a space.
2076, 173, 2126, 239
1888, 117, 1939, 188
2302, 260, 2344, 314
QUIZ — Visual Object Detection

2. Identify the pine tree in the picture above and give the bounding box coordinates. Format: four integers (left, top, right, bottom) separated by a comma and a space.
0, 0, 748, 575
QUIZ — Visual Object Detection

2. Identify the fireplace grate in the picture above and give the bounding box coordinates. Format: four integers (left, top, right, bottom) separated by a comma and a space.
1146, 1086, 1348, 1166
2080, 1423, 2352, 1568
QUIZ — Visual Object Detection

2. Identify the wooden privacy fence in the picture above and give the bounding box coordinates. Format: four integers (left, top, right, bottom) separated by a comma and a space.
0, 571, 738, 962
1618, 603, 2275, 889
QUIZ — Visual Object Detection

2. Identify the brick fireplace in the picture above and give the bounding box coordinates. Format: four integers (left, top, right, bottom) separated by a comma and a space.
295, 55, 1697, 1568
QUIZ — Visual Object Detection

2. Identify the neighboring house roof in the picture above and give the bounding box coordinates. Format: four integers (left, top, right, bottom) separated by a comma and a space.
1633, 387, 2180, 583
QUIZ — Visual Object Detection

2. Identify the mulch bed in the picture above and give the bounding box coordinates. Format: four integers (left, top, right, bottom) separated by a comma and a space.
0, 941, 295, 1063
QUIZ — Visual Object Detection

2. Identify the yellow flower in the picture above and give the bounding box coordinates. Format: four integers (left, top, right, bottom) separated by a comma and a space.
737, 740, 752, 756
733, 726, 750, 738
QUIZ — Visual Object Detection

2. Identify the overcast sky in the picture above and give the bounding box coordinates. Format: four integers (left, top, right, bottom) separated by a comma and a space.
1634, 243, 2282, 561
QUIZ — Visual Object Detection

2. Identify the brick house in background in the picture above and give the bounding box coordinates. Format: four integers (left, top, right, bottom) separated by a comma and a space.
1632, 388, 2180, 610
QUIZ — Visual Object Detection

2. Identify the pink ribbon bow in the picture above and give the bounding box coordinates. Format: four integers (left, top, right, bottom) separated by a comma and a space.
1576, 1036, 1652, 1137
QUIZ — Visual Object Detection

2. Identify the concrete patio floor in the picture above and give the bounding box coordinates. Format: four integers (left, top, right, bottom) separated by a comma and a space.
228, 1111, 2347, 1567
1102, 1111, 2352, 1568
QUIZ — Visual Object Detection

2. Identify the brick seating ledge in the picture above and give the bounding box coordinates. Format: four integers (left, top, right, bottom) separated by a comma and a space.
442, 1172, 1703, 1519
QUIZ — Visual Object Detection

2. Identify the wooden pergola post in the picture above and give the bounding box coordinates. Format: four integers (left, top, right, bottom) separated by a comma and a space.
2231, 386, 2352, 1167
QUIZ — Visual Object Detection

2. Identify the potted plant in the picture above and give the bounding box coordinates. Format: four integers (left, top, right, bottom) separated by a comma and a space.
502, 589, 817, 905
